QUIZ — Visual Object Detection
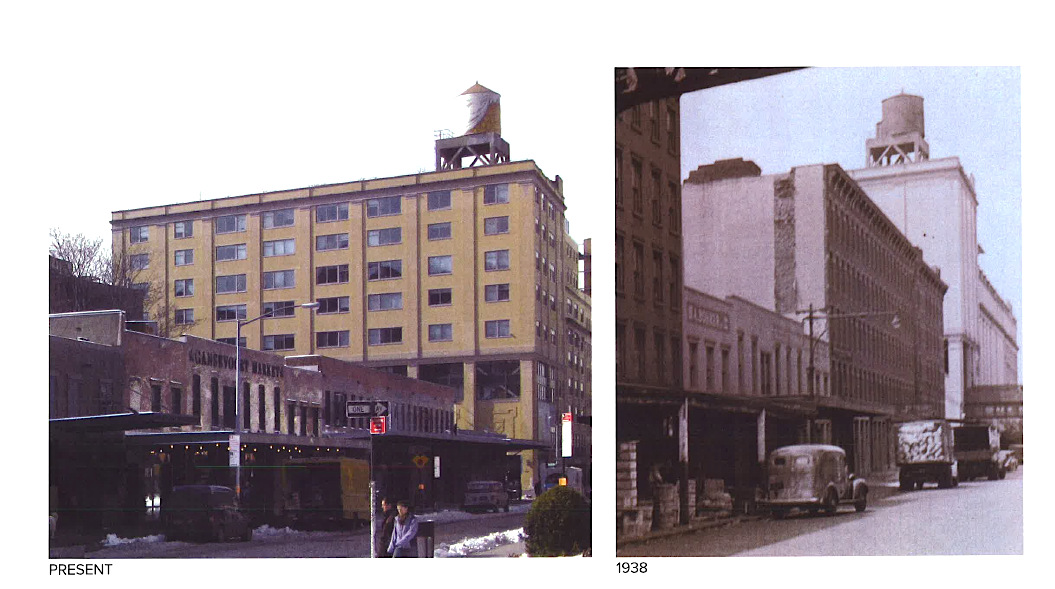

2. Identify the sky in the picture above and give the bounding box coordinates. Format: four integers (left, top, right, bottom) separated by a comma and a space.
680, 66, 1023, 381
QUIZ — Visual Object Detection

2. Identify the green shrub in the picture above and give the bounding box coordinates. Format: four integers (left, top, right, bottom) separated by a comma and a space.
524, 486, 591, 556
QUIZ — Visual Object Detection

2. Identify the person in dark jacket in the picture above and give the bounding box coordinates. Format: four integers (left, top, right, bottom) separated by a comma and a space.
387, 500, 419, 558
376, 498, 397, 558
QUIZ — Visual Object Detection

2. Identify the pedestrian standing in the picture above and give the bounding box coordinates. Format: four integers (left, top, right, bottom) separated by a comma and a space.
376, 498, 397, 558
387, 500, 419, 558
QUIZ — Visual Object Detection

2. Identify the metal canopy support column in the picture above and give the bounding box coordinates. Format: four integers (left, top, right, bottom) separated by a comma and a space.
678, 397, 689, 525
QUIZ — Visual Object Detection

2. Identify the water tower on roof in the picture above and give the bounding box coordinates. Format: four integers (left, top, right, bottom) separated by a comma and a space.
865, 93, 930, 167
435, 83, 511, 171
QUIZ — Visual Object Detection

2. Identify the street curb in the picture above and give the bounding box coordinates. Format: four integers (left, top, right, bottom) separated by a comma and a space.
617, 513, 762, 548
616, 484, 900, 548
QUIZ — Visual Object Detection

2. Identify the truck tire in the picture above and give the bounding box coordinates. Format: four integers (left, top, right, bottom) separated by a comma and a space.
916, 480, 925, 490
899, 474, 913, 491
772, 509, 785, 520
999, 467, 1007, 480
987, 464, 999, 481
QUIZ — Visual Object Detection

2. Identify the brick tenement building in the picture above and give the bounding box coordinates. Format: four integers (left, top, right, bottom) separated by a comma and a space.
49, 255, 145, 319
682, 161, 947, 475
615, 95, 685, 501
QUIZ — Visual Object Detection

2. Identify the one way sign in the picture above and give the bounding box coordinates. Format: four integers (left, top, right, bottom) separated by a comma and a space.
347, 400, 390, 418
373, 401, 389, 417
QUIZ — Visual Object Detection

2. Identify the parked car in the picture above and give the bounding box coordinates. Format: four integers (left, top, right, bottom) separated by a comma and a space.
758, 444, 868, 519
161, 485, 253, 542
463, 481, 509, 513
997, 450, 1019, 472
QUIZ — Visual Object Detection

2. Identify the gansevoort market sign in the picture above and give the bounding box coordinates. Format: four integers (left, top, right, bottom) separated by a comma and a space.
188, 349, 284, 378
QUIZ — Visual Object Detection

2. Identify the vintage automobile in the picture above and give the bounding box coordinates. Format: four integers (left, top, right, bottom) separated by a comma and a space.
161, 485, 253, 542
759, 444, 868, 519
463, 480, 510, 513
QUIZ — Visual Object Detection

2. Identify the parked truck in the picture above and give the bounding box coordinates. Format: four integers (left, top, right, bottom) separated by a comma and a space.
896, 419, 958, 490
953, 423, 1004, 481
279, 457, 370, 529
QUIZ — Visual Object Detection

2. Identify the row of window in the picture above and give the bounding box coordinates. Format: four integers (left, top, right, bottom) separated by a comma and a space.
129, 185, 514, 243
146, 246, 513, 278
182, 321, 513, 348
168, 254, 511, 296
177, 282, 513, 322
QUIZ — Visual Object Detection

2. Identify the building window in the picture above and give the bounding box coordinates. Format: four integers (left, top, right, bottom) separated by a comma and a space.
484, 250, 510, 271
216, 337, 246, 347
316, 233, 349, 251
428, 324, 453, 342
485, 283, 510, 302
174, 278, 194, 297
428, 222, 452, 240
484, 216, 509, 235
263, 238, 295, 257
485, 319, 511, 338
651, 170, 663, 225
192, 374, 201, 417
615, 147, 623, 206
366, 327, 401, 346
216, 274, 247, 294
317, 330, 351, 348
428, 256, 453, 276
483, 184, 509, 204
175, 249, 194, 266
316, 203, 349, 223
667, 108, 677, 153
215, 214, 246, 234
130, 254, 150, 270
263, 300, 295, 317
632, 242, 644, 298
263, 209, 295, 228
216, 244, 247, 261
175, 308, 194, 325
652, 250, 664, 303
631, 158, 643, 215
263, 334, 295, 351
151, 383, 162, 412
476, 360, 520, 400
368, 292, 403, 311
428, 288, 452, 306
428, 190, 451, 210
317, 264, 350, 285
317, 296, 350, 314
130, 226, 149, 243
174, 221, 193, 239
366, 196, 401, 218
216, 304, 247, 322
367, 227, 402, 246
367, 260, 401, 281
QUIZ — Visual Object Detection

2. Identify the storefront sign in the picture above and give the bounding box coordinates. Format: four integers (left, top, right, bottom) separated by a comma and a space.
687, 303, 730, 331
189, 348, 284, 378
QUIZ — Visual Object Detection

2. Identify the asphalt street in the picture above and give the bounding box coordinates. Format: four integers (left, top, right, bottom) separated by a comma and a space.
85, 506, 527, 558
618, 467, 1023, 556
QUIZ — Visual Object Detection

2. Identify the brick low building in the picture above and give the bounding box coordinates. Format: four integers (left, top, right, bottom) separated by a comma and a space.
50, 310, 542, 538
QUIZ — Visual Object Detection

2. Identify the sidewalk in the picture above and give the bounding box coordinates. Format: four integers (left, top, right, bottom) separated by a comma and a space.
468, 540, 526, 557
617, 470, 902, 548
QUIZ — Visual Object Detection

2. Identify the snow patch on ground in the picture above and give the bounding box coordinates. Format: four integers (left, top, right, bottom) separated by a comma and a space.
101, 533, 166, 546
435, 528, 524, 557
419, 503, 530, 523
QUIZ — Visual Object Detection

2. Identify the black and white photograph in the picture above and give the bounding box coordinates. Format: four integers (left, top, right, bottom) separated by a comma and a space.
616, 66, 1023, 556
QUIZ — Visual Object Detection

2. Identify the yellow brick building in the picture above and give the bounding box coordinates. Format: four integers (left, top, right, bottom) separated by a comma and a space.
111, 156, 585, 490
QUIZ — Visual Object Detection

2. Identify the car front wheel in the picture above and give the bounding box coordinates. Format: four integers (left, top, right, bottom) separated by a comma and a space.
854, 490, 867, 512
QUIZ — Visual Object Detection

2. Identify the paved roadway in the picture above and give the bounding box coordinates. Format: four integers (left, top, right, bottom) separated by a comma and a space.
86, 508, 527, 558
618, 467, 1023, 556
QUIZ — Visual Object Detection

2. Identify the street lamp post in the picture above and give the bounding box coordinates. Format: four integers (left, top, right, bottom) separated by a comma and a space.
233, 301, 319, 498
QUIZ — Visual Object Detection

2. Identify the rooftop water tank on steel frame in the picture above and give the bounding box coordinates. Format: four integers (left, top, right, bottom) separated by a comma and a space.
878, 94, 925, 139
